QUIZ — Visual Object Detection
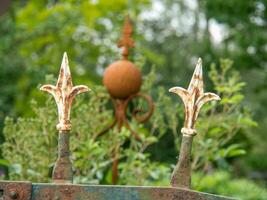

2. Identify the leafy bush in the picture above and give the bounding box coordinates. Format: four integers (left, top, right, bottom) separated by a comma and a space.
1, 59, 256, 188
1, 67, 178, 184
189, 59, 257, 171
193, 171, 267, 200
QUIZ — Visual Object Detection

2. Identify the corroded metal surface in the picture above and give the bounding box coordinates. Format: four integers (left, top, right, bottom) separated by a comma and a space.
101, 16, 154, 184
103, 60, 142, 99
103, 16, 142, 99
118, 15, 135, 60
169, 58, 220, 188
97, 93, 154, 184
0, 181, 236, 200
0, 181, 31, 200
40, 52, 90, 184
32, 184, 234, 200
52, 131, 73, 184
171, 135, 193, 188
40, 52, 90, 132
127, 93, 154, 123
98, 93, 154, 139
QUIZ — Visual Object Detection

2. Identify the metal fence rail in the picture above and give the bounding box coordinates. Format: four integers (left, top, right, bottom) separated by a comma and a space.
0, 181, 236, 200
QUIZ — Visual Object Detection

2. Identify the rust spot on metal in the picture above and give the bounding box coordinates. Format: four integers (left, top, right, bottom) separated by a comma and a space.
103, 60, 142, 99
169, 58, 220, 134
0, 181, 236, 200
100, 16, 154, 184
40, 52, 90, 132
97, 93, 154, 184
52, 131, 73, 183
103, 16, 141, 100
169, 58, 220, 188
127, 93, 154, 123
0, 181, 32, 200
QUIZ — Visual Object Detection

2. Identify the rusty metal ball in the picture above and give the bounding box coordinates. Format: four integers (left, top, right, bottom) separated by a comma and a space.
103, 60, 142, 99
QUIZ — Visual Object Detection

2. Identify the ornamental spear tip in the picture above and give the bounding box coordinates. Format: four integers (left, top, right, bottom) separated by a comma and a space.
188, 57, 203, 93
57, 52, 72, 88
40, 52, 90, 132
169, 57, 220, 134
169, 58, 220, 188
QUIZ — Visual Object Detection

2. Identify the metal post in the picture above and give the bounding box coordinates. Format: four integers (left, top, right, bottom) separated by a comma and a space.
52, 131, 72, 183
171, 134, 193, 188
169, 58, 220, 188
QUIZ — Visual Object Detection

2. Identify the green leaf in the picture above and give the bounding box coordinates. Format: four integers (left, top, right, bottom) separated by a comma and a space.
0, 159, 9, 167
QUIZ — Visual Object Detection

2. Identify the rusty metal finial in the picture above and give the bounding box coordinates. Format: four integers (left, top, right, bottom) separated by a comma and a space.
169, 58, 220, 188
40, 52, 90, 131
100, 16, 154, 184
40, 52, 90, 183
117, 15, 135, 60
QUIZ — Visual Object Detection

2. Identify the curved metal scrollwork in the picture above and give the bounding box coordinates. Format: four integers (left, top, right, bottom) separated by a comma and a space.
126, 93, 154, 123
97, 92, 154, 140
96, 92, 154, 184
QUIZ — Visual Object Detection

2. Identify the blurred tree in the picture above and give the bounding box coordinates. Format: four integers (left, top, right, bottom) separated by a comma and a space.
0, 0, 150, 121
202, 0, 267, 175
12, 0, 149, 114
0, 0, 150, 171
0, 10, 24, 142
193, 170, 267, 200
138, 0, 267, 177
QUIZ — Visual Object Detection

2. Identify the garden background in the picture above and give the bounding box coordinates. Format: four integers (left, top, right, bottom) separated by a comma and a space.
0, 0, 267, 199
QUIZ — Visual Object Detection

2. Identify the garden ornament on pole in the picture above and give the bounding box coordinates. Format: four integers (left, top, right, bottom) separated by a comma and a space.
169, 58, 221, 188
100, 15, 154, 184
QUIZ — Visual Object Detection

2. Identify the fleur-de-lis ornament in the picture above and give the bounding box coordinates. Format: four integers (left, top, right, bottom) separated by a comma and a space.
41, 52, 90, 131
40, 52, 90, 183
169, 58, 220, 188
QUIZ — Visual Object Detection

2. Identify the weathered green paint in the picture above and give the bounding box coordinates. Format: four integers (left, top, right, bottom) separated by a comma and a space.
0, 181, 237, 200
171, 135, 193, 188
52, 131, 73, 183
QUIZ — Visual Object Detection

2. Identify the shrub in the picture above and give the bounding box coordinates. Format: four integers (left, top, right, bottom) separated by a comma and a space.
193, 170, 267, 200
1, 59, 256, 186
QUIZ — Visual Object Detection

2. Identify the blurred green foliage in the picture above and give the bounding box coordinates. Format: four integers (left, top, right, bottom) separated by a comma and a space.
191, 59, 257, 171
0, 0, 267, 198
11, 0, 149, 114
140, 0, 267, 175
0, 9, 23, 138
2, 67, 179, 184
193, 171, 267, 200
